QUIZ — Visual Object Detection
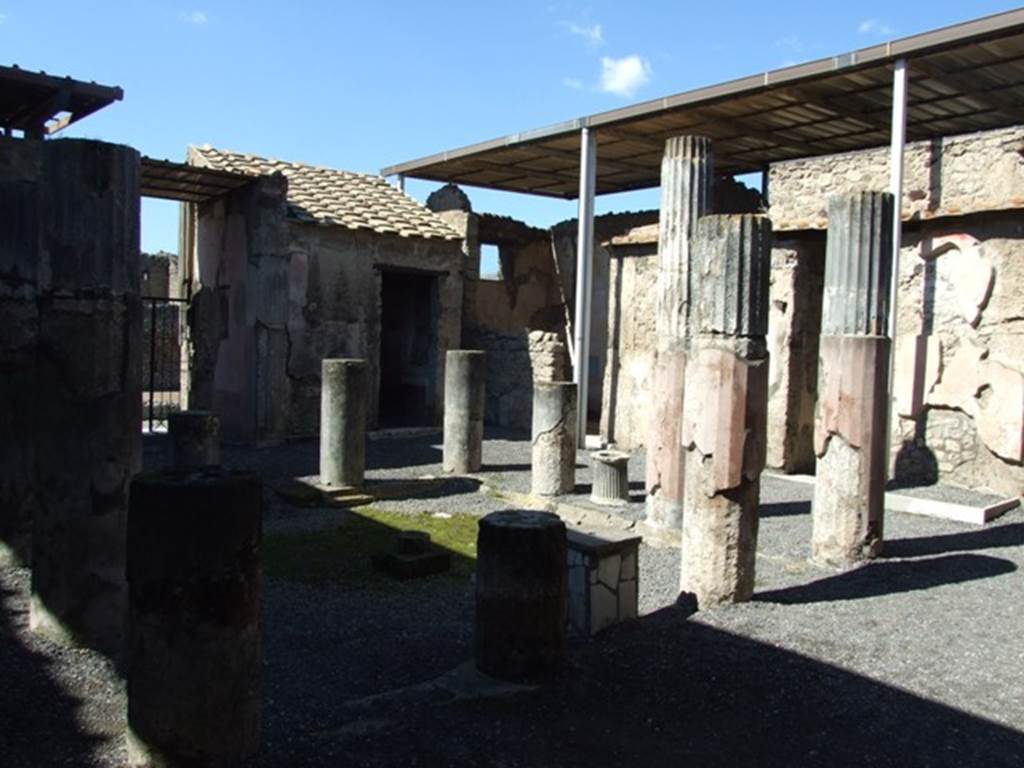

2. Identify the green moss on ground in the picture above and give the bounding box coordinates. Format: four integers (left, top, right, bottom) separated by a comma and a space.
263, 507, 479, 585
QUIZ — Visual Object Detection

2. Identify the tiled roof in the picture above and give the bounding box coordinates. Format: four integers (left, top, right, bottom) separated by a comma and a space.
188, 145, 460, 241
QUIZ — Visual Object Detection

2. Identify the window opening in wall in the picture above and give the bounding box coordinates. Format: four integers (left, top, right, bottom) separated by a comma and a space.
480, 243, 502, 280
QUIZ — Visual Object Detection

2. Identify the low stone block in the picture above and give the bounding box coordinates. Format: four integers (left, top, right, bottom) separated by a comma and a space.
565, 529, 641, 637
373, 531, 451, 579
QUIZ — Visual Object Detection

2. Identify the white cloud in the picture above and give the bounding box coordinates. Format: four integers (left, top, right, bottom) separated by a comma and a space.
561, 21, 603, 45
858, 19, 894, 36
562, 77, 584, 90
600, 55, 651, 98
179, 10, 208, 25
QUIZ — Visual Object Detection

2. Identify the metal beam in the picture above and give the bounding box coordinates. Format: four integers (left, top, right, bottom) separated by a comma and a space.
886, 58, 908, 478
573, 128, 597, 447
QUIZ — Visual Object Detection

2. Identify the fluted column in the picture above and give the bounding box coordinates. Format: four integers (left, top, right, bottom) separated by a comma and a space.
646, 136, 713, 529
29, 139, 142, 655
680, 214, 771, 607
812, 192, 894, 566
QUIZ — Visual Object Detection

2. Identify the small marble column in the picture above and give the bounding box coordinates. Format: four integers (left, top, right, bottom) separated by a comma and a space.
475, 510, 567, 681
646, 135, 713, 529
126, 469, 262, 767
319, 358, 368, 488
531, 382, 578, 496
442, 350, 486, 473
590, 450, 630, 505
680, 214, 771, 607
168, 410, 220, 469
812, 192, 894, 566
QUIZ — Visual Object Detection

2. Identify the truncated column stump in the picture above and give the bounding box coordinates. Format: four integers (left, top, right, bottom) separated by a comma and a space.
320, 358, 368, 488
531, 382, 578, 496
475, 510, 567, 681
590, 450, 631, 505
126, 469, 262, 767
168, 410, 220, 470
443, 350, 486, 473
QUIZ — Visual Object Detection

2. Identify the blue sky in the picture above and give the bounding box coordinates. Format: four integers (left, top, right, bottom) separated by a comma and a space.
1, 1, 1019, 252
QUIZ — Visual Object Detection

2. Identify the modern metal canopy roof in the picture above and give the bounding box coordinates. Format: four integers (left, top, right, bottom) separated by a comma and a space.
0, 64, 123, 137
141, 157, 255, 203
382, 8, 1024, 199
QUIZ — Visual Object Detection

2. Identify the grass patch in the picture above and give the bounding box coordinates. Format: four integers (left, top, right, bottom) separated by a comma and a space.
263, 506, 479, 585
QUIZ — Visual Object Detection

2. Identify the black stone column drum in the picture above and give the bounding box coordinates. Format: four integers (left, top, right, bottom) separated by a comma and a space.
126, 469, 262, 767
475, 510, 567, 681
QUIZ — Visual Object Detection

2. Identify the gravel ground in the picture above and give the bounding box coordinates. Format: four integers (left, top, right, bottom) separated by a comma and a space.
2, 432, 1021, 766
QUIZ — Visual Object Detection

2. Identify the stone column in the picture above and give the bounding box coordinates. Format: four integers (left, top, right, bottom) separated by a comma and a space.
475, 510, 567, 681
126, 469, 262, 767
443, 350, 486, 473
319, 358, 368, 488
28, 139, 142, 655
590, 450, 630, 505
680, 214, 771, 607
168, 410, 221, 470
812, 192, 894, 566
531, 382, 578, 496
646, 135, 713, 529
0, 137, 43, 568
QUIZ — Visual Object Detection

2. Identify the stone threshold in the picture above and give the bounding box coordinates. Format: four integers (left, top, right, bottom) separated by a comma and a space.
769, 472, 1020, 525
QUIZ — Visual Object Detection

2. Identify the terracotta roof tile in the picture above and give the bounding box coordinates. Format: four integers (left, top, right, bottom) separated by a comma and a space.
188, 145, 460, 241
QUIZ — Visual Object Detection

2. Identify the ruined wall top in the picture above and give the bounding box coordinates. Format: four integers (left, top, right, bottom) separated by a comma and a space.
769, 125, 1024, 231
427, 183, 473, 213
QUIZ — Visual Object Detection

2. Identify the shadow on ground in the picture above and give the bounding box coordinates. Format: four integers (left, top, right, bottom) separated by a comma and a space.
0, 577, 112, 767
284, 604, 1024, 767
756, 553, 1016, 604
759, 500, 812, 517
884, 523, 1024, 558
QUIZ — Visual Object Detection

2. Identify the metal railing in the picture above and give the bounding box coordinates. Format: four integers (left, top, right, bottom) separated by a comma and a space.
142, 296, 187, 433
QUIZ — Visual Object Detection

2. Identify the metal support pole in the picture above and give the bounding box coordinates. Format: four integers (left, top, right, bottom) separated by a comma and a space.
573, 127, 597, 447
397, 174, 405, 193
886, 58, 908, 476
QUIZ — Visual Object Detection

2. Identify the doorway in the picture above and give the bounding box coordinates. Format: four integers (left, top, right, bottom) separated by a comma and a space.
378, 270, 440, 427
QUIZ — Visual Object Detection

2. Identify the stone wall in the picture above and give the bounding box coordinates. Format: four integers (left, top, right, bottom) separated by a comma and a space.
141, 251, 178, 298
460, 206, 655, 432
766, 236, 825, 473
141, 252, 181, 394
188, 174, 291, 444
284, 224, 463, 434
600, 236, 658, 449
769, 126, 1024, 231
889, 214, 1024, 497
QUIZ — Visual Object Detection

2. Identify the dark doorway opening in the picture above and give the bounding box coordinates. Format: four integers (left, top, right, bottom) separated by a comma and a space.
379, 270, 440, 427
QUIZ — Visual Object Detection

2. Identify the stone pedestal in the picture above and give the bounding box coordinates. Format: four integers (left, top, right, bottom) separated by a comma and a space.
566, 530, 640, 636
531, 382, 578, 496
319, 358, 368, 488
475, 510, 567, 681
21, 139, 142, 655
590, 450, 630, 505
443, 349, 486, 473
168, 410, 220, 469
646, 135, 713, 529
126, 469, 262, 767
813, 192, 894, 566
681, 214, 771, 607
